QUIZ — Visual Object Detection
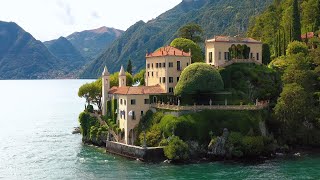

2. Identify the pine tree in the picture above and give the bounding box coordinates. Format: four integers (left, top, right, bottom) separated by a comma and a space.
126, 59, 133, 75
292, 0, 302, 41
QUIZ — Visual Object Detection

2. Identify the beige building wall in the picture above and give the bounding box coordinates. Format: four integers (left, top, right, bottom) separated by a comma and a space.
145, 56, 191, 94
118, 94, 150, 145
206, 42, 262, 67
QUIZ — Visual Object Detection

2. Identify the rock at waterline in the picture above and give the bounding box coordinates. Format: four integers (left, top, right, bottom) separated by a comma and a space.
72, 127, 81, 134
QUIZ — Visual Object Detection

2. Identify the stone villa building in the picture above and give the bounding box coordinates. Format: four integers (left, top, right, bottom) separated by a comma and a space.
102, 36, 263, 145
205, 36, 263, 67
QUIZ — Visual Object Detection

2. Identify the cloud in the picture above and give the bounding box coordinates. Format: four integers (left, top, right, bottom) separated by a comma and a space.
56, 0, 75, 25
91, 11, 101, 19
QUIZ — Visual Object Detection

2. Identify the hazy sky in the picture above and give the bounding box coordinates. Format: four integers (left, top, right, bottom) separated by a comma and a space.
0, 0, 182, 41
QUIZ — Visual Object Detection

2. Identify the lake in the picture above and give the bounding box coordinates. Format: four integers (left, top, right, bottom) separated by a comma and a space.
0, 80, 319, 179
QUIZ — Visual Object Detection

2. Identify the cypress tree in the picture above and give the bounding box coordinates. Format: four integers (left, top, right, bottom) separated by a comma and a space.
292, 0, 302, 41
315, 0, 320, 31
126, 59, 133, 75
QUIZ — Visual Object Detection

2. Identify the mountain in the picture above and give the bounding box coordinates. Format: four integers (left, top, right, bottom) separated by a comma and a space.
82, 0, 273, 78
66, 26, 124, 59
45, 37, 85, 71
0, 21, 65, 79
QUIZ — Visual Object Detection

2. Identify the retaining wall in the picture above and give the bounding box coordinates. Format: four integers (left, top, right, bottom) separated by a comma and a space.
105, 141, 165, 162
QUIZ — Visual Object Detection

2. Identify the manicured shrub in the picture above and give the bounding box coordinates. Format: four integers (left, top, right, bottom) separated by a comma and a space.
164, 136, 189, 161
175, 63, 224, 96
139, 127, 162, 147
170, 38, 203, 63
286, 41, 308, 55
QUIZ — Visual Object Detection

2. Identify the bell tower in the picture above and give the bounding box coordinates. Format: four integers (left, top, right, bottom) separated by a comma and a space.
119, 65, 126, 87
102, 66, 110, 116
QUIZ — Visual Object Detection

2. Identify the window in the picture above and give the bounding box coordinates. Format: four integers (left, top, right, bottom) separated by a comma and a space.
250, 53, 253, 59
209, 52, 213, 63
187, 63, 189, 66
124, 100, 126, 105
177, 77, 180, 82
169, 77, 173, 83
163, 62, 166, 67
169, 87, 174, 93
257, 53, 259, 60
224, 52, 228, 60
156, 72, 158, 77
162, 77, 166, 83
169, 62, 173, 67
159, 63, 162, 68
132, 111, 136, 120
156, 63, 159, 68
177, 61, 181, 71
147, 63, 150, 69
131, 99, 136, 105
148, 72, 149, 77
120, 99, 123, 105
152, 63, 154, 68
152, 72, 154, 77
144, 99, 150, 104
159, 77, 162, 83
141, 111, 144, 116
219, 52, 221, 60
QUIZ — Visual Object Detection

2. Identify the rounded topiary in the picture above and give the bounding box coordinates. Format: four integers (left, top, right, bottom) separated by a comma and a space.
170, 38, 203, 63
174, 63, 224, 96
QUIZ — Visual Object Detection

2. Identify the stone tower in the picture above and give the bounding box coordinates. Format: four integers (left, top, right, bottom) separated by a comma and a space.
102, 66, 110, 116
119, 65, 126, 87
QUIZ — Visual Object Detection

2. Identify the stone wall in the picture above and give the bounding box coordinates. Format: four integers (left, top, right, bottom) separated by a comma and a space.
105, 141, 165, 162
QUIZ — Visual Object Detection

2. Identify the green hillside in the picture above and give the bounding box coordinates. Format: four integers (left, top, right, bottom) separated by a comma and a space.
82, 0, 273, 78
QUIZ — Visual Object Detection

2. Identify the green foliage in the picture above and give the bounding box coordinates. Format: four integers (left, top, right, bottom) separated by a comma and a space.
262, 44, 271, 65
178, 23, 203, 43
78, 112, 99, 138
78, 78, 102, 110
86, 105, 94, 113
164, 136, 189, 161
241, 136, 265, 156
126, 59, 133, 75
139, 127, 162, 147
170, 38, 203, 63
228, 44, 250, 59
90, 126, 99, 142
133, 69, 145, 86
110, 72, 133, 87
83, 0, 273, 78
286, 41, 308, 55
292, 0, 301, 41
174, 63, 224, 96
220, 63, 281, 103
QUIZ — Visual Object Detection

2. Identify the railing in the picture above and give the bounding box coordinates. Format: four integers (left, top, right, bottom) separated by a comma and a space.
218, 59, 262, 68
151, 101, 269, 111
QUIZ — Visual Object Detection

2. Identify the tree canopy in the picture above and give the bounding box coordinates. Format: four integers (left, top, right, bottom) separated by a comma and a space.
178, 23, 203, 43
110, 72, 133, 87
286, 41, 308, 55
78, 78, 102, 111
292, 0, 302, 41
174, 63, 224, 96
133, 69, 145, 86
126, 59, 133, 75
170, 38, 203, 63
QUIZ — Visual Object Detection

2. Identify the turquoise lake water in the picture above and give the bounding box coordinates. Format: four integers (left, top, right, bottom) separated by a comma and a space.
0, 80, 320, 180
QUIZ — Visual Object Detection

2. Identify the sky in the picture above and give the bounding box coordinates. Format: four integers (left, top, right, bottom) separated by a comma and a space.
0, 0, 182, 41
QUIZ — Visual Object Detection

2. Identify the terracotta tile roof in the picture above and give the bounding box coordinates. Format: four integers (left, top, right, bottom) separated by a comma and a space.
206, 36, 262, 44
301, 32, 315, 39
146, 46, 191, 58
108, 85, 166, 95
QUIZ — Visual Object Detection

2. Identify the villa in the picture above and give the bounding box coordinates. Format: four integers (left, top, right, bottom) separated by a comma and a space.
205, 36, 263, 67
101, 37, 264, 145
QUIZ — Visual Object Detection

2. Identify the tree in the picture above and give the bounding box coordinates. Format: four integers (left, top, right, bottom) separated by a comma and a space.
78, 79, 102, 111
316, 0, 320, 31
170, 38, 203, 63
178, 23, 203, 43
164, 136, 189, 161
133, 69, 146, 86
126, 59, 133, 75
286, 41, 308, 55
174, 63, 224, 96
262, 44, 271, 65
292, 0, 302, 41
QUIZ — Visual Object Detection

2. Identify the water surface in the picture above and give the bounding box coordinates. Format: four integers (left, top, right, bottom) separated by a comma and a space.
0, 80, 319, 179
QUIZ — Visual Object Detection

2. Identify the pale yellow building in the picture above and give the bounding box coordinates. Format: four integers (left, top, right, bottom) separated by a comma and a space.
145, 46, 191, 93
205, 36, 263, 68
102, 46, 190, 145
